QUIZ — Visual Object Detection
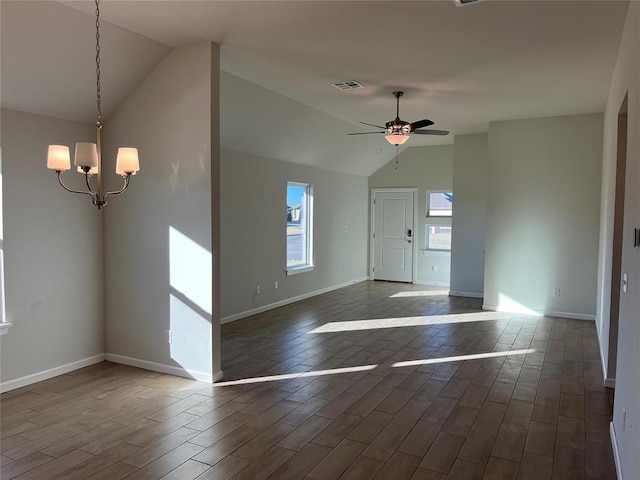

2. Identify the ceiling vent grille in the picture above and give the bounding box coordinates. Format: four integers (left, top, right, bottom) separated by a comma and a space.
454, 0, 484, 6
332, 80, 364, 91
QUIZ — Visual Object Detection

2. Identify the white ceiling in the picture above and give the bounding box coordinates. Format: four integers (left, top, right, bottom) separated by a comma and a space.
1, 1, 629, 176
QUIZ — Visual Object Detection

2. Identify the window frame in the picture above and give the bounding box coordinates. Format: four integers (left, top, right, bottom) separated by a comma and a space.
425, 223, 452, 252
426, 190, 453, 218
286, 181, 314, 275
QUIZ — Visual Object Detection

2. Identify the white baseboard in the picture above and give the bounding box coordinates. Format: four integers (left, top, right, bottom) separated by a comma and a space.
482, 304, 596, 321
105, 353, 212, 383
414, 280, 450, 287
0, 353, 106, 393
449, 291, 484, 299
221, 277, 368, 324
599, 343, 616, 388
610, 422, 623, 479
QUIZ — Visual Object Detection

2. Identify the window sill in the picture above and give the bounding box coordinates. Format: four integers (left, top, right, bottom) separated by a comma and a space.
0, 323, 13, 336
286, 265, 314, 276
421, 250, 451, 257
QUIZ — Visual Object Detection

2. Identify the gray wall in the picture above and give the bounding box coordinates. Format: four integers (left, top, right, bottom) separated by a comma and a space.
220, 150, 368, 321
597, 3, 640, 478
484, 114, 603, 317
369, 145, 454, 286
450, 134, 488, 297
0, 109, 103, 387
103, 43, 220, 381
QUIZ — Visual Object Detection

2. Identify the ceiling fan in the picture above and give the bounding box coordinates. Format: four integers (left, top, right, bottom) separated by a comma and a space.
348, 91, 449, 145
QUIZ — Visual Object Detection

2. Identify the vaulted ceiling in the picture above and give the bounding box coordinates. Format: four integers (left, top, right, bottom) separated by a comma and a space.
1, 1, 629, 176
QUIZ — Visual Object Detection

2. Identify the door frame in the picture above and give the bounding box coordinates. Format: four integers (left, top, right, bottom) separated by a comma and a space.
370, 188, 418, 283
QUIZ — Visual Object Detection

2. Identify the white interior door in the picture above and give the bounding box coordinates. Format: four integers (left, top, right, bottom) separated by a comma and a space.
372, 190, 414, 282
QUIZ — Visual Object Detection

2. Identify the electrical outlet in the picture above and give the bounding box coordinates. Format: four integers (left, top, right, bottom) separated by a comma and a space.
552, 288, 560, 297
274, 281, 278, 289
256, 285, 261, 294
164, 330, 171, 344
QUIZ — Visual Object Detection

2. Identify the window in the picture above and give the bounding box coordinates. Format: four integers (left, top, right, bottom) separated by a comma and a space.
287, 182, 313, 274
427, 191, 453, 217
426, 225, 452, 251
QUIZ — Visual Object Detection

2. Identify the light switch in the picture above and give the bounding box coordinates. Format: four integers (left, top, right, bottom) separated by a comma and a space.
622, 273, 628, 294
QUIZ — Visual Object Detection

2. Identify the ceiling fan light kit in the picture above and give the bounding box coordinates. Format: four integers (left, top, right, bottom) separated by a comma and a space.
385, 134, 410, 146
348, 90, 449, 145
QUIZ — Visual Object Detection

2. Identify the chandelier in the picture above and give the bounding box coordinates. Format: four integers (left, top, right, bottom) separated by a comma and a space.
46, 0, 139, 209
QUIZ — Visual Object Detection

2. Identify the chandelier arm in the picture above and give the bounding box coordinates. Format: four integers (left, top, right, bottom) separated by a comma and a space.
57, 172, 97, 200
103, 174, 132, 199
85, 171, 98, 195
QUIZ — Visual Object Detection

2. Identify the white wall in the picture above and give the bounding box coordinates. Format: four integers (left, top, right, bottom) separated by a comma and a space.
102, 43, 220, 382
220, 150, 368, 321
484, 114, 603, 318
369, 145, 454, 286
597, 3, 640, 479
0, 109, 104, 389
450, 134, 488, 297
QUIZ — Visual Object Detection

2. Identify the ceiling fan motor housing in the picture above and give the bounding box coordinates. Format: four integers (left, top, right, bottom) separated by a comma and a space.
385, 119, 411, 134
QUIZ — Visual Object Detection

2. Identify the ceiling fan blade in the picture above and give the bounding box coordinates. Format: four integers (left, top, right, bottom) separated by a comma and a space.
413, 129, 450, 136
410, 119, 434, 130
360, 121, 386, 129
348, 131, 385, 135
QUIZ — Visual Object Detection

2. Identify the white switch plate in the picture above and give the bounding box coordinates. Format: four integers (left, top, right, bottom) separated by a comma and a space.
623, 273, 628, 293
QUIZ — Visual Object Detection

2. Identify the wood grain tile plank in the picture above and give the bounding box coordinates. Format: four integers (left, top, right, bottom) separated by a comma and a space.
8, 449, 93, 480
195, 455, 249, 479
347, 411, 393, 444
0, 452, 53, 480
524, 420, 556, 457
337, 455, 385, 480
278, 415, 333, 451
267, 442, 331, 480
397, 420, 441, 458
420, 431, 465, 474
373, 451, 421, 480
518, 452, 553, 480
307, 438, 366, 480
482, 456, 519, 480
121, 442, 204, 480
362, 421, 413, 461
232, 445, 296, 480
492, 424, 527, 462
157, 459, 210, 479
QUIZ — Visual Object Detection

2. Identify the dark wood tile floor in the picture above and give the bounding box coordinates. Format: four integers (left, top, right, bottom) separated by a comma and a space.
0, 281, 616, 479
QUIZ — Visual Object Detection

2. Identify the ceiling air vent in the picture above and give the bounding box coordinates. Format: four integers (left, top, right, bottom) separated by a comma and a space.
454, 0, 484, 6
332, 80, 364, 91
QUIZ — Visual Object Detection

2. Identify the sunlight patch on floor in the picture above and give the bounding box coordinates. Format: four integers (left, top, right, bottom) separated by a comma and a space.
215, 348, 536, 387
390, 290, 449, 298
308, 311, 516, 334
214, 364, 378, 387
391, 348, 537, 367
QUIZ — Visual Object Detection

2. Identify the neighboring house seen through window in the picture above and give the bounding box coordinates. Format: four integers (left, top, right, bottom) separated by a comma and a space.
287, 182, 313, 274
427, 191, 453, 217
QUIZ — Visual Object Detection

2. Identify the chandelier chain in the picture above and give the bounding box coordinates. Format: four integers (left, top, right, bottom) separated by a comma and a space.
95, 0, 102, 128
